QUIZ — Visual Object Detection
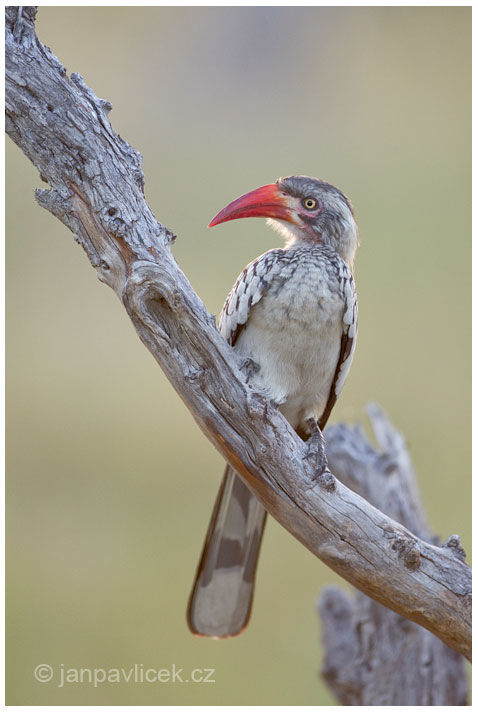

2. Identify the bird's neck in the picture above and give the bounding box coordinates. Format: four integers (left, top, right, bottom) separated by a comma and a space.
269, 218, 358, 272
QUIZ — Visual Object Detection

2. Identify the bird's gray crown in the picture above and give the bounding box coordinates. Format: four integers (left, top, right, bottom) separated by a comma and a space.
277, 175, 354, 216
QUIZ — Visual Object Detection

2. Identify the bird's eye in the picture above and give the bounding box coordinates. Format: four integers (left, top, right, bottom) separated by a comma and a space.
303, 198, 317, 210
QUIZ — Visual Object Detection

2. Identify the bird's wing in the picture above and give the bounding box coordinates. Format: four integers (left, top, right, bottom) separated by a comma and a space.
218, 248, 286, 346
319, 265, 358, 430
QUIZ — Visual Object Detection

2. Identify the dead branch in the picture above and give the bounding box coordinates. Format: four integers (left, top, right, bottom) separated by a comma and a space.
5, 6, 471, 662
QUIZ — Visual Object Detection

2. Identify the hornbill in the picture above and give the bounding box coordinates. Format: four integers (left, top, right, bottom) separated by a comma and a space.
187, 175, 359, 637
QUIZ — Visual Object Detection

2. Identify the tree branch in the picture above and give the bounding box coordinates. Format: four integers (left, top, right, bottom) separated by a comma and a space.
320, 406, 468, 704
6, 6, 471, 662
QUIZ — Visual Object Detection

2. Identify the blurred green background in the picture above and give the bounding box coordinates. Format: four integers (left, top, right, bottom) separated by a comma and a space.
6, 6, 470, 706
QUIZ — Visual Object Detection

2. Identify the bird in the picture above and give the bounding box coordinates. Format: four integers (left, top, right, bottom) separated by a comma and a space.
187, 175, 359, 638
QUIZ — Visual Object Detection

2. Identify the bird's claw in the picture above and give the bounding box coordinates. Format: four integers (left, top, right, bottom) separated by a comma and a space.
303, 428, 328, 472
303, 420, 336, 490
240, 357, 260, 384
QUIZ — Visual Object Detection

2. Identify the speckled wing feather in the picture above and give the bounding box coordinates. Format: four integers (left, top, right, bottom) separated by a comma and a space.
319, 264, 358, 429
218, 248, 287, 346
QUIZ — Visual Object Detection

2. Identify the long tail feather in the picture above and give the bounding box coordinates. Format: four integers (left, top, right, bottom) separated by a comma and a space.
187, 466, 267, 637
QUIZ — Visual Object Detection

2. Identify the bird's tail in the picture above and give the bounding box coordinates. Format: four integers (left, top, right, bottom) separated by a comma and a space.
187, 465, 267, 638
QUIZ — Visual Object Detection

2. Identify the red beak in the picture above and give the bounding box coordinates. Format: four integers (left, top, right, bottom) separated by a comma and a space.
208, 184, 298, 228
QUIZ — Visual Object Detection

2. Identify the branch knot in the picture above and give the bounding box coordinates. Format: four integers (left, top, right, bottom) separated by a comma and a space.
389, 532, 421, 570
443, 534, 467, 562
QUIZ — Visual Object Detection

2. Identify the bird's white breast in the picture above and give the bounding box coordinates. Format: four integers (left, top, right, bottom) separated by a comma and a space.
232, 248, 346, 430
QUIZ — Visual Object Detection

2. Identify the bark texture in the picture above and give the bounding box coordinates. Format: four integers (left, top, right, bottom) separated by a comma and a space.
6, 4, 471, 675
321, 405, 468, 704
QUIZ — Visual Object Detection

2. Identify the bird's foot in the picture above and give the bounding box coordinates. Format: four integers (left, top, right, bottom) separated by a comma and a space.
303, 421, 328, 472
239, 357, 260, 384
303, 419, 336, 491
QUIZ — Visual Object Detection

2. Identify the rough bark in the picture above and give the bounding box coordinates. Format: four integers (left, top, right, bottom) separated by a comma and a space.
320, 405, 468, 704
5, 4, 471, 669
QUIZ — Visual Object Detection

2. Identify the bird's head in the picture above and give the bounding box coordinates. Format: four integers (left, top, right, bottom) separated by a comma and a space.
209, 175, 358, 268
